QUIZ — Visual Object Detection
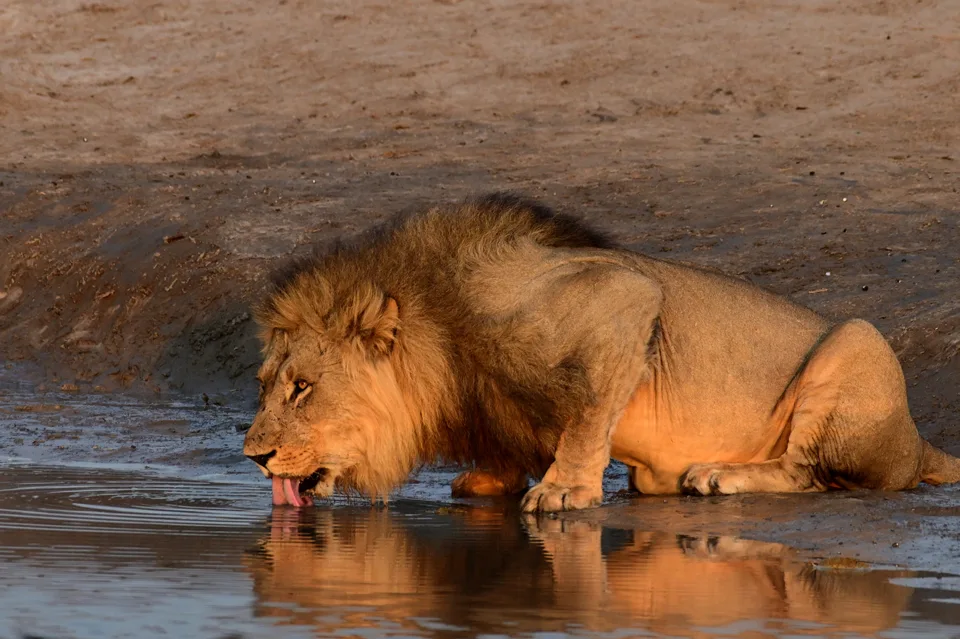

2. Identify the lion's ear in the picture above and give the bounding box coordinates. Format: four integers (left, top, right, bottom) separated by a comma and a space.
352, 296, 399, 356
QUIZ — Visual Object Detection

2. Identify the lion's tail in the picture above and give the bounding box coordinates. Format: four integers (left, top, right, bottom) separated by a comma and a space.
919, 438, 960, 485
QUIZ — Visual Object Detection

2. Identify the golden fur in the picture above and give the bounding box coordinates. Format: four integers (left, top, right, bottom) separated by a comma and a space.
243, 193, 960, 511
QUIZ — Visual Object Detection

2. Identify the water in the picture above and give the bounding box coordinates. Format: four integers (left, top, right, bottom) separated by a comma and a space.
2, 385, 960, 638
2, 463, 960, 639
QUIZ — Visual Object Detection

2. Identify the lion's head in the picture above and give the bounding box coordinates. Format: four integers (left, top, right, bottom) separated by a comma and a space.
243, 272, 450, 505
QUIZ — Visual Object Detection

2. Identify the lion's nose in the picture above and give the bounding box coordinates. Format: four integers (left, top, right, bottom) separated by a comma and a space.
247, 451, 277, 468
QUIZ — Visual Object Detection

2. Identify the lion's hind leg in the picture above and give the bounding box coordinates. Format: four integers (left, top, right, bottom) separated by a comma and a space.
680, 319, 925, 496
679, 458, 818, 495
451, 468, 529, 498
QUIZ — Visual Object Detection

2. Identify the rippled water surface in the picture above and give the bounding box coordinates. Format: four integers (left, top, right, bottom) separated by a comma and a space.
1, 464, 960, 639
2, 386, 960, 638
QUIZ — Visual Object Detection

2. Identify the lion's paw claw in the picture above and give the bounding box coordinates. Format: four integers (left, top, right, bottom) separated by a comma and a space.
520, 482, 602, 513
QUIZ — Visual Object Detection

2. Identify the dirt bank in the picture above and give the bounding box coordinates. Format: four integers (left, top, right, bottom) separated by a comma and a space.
1, 0, 959, 445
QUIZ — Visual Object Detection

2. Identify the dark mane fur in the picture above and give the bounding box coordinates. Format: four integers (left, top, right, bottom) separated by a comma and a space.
268, 192, 613, 293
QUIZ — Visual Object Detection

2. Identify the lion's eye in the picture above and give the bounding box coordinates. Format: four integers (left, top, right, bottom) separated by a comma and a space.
291, 379, 311, 400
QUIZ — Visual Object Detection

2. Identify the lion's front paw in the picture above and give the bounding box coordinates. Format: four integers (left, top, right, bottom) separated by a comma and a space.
679, 463, 742, 496
520, 482, 602, 513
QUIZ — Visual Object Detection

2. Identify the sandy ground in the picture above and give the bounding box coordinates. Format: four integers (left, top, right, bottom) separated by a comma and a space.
3, 0, 960, 422
2, 0, 960, 420
2, 0, 960, 571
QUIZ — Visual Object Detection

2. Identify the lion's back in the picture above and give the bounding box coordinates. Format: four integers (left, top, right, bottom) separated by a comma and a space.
393, 192, 616, 263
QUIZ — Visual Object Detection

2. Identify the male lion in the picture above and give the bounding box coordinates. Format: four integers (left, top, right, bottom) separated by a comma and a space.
243, 193, 960, 512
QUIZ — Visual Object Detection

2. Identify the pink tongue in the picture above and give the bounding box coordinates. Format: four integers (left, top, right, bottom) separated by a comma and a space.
270, 476, 310, 508
271, 476, 286, 506
282, 477, 303, 507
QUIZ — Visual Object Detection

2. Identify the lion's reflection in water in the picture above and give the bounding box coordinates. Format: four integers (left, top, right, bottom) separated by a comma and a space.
243, 505, 913, 638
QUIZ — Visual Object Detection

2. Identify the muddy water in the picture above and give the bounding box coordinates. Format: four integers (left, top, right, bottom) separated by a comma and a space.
2, 387, 960, 638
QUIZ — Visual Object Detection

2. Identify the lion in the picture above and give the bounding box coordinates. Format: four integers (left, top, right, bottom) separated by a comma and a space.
243, 193, 960, 512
